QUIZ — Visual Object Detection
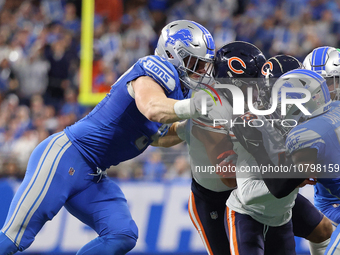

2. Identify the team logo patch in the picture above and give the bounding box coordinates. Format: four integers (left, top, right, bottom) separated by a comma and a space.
165, 29, 193, 47
210, 211, 218, 220
278, 82, 306, 99
68, 167, 75, 176
227, 57, 246, 74
261, 61, 273, 76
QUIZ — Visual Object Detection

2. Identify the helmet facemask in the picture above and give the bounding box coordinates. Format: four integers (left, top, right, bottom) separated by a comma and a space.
325, 75, 340, 100
178, 49, 215, 90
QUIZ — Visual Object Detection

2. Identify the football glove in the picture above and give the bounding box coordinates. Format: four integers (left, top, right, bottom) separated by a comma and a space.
190, 90, 215, 118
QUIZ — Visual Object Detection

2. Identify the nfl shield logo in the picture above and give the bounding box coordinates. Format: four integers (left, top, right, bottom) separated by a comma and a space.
68, 167, 75, 176
210, 211, 218, 220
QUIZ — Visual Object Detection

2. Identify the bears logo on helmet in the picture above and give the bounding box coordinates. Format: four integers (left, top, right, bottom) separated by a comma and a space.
261, 61, 274, 77
258, 55, 302, 108
227, 57, 247, 74
214, 41, 266, 87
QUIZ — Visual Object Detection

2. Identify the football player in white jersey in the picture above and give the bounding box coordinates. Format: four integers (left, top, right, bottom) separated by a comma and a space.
223, 56, 333, 255
154, 41, 266, 254
159, 42, 331, 254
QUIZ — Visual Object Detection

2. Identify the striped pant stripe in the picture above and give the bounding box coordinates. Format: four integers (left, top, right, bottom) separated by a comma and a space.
188, 191, 213, 255
2, 132, 71, 245
226, 207, 239, 255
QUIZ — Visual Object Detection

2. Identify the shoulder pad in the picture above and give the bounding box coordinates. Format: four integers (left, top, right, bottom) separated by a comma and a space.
140, 55, 177, 92
286, 127, 325, 154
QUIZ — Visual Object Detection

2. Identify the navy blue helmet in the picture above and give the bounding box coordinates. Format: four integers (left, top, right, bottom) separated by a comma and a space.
258, 55, 302, 107
214, 41, 266, 87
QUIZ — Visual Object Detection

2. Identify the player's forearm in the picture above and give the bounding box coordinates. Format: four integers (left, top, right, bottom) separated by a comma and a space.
251, 151, 304, 198
151, 135, 184, 147
151, 121, 187, 147
141, 97, 183, 123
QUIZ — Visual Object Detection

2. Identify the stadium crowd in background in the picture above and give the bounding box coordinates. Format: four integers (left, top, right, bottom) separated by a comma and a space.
1, 0, 340, 181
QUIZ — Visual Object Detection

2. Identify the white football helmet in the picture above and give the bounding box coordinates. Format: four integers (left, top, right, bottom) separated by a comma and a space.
272, 69, 331, 137
303, 46, 340, 100
155, 20, 215, 91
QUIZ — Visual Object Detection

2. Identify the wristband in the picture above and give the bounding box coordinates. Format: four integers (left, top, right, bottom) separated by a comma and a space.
174, 99, 195, 119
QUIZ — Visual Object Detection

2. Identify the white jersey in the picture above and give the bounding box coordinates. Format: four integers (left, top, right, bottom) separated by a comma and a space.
180, 93, 234, 192
227, 114, 298, 226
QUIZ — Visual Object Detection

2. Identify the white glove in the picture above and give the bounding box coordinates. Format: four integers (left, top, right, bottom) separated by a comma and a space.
190, 90, 215, 118
173, 90, 215, 119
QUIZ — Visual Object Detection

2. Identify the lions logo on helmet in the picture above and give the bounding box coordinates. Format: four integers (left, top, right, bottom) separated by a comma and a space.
303, 46, 340, 100
155, 20, 215, 91
165, 29, 193, 47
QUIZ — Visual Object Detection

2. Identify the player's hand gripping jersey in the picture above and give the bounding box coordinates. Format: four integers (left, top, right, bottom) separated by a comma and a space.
228, 113, 298, 226
65, 55, 187, 169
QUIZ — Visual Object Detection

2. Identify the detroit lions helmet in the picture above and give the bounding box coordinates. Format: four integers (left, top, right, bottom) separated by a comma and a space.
259, 55, 302, 108
303, 46, 340, 100
272, 69, 331, 136
155, 20, 215, 91
214, 41, 266, 87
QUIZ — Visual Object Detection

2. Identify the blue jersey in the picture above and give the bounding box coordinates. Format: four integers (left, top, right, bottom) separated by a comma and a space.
314, 182, 340, 211
286, 101, 340, 199
65, 55, 186, 169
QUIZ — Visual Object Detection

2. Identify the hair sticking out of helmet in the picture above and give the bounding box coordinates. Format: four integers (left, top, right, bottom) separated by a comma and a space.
155, 20, 215, 91
303, 46, 340, 100
259, 55, 302, 109
271, 69, 331, 137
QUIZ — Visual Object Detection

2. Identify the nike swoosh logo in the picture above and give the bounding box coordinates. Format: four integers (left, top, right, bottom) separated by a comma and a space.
248, 141, 259, 147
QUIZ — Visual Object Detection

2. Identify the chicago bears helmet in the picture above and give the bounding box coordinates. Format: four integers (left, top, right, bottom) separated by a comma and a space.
214, 41, 266, 86
303, 46, 340, 100
259, 55, 302, 108
155, 20, 215, 91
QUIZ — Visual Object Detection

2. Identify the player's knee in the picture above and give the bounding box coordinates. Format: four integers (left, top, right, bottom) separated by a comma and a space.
104, 234, 137, 254
307, 216, 333, 243
0, 231, 19, 255
77, 234, 137, 255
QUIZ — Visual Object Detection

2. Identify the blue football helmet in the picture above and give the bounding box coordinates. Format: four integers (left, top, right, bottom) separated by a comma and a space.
155, 20, 215, 91
272, 69, 331, 137
303, 46, 340, 100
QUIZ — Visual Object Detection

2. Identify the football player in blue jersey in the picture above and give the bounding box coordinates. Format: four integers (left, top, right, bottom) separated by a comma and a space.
278, 69, 340, 254
303, 46, 340, 227
0, 20, 216, 255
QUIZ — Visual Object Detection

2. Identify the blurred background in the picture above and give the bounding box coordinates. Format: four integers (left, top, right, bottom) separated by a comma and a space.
0, 0, 337, 254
